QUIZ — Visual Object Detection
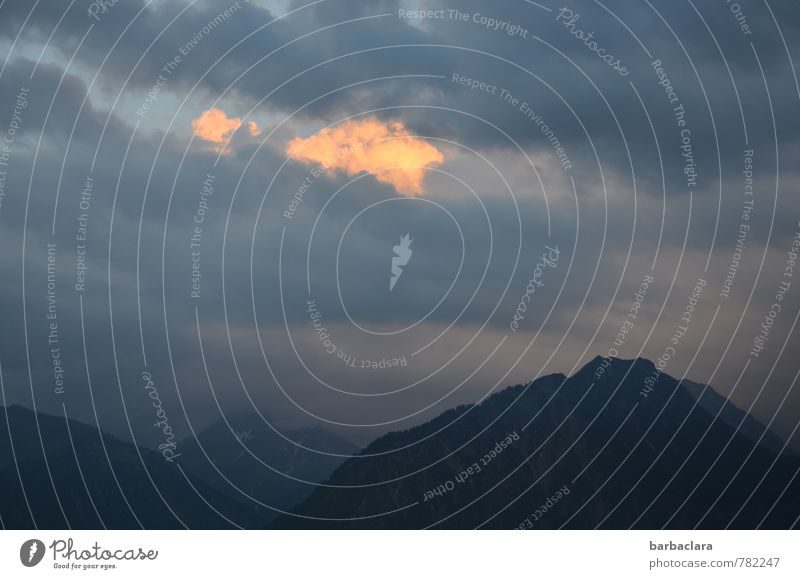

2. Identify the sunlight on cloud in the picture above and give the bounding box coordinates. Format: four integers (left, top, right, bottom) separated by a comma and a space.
191, 107, 261, 153
286, 118, 444, 196
246, 120, 262, 136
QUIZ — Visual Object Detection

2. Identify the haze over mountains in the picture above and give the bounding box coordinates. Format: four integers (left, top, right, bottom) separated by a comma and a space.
1, 357, 797, 529
178, 413, 358, 524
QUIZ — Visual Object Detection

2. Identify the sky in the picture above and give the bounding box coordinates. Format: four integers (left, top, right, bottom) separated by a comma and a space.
0, 0, 799, 449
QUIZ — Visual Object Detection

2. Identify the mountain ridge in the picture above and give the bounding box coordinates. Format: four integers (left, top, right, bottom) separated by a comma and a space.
275, 356, 799, 529
1, 356, 796, 529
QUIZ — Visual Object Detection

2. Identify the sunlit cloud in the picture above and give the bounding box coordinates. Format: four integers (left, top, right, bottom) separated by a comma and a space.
191, 107, 262, 153
286, 118, 444, 195
246, 120, 262, 136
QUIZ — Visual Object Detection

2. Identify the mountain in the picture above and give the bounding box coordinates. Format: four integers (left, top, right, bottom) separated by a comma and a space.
0, 405, 270, 529
177, 413, 359, 524
3, 358, 797, 529
274, 357, 800, 529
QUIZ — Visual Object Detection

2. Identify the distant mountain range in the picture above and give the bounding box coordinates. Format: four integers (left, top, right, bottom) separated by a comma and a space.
0, 405, 357, 529
1, 357, 798, 529
178, 413, 358, 525
0, 404, 268, 528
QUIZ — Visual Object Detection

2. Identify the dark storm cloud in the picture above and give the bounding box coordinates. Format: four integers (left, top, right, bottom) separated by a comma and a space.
2, 0, 796, 186
1, 0, 800, 447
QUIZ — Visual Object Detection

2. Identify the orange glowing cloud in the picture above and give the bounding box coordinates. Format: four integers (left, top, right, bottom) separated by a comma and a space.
191, 108, 262, 153
246, 120, 262, 137
286, 118, 444, 195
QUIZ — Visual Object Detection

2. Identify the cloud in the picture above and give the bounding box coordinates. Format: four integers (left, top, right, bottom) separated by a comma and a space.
3, 0, 800, 448
191, 107, 262, 153
246, 120, 262, 136
286, 118, 444, 195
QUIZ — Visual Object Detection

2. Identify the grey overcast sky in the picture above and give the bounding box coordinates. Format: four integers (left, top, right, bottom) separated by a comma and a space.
1, 0, 799, 449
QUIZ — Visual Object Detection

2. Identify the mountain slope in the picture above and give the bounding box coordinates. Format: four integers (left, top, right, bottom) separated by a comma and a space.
681, 379, 788, 455
274, 357, 800, 529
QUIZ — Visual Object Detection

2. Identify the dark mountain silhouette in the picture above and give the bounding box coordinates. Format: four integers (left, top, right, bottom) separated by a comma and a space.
2, 357, 797, 529
274, 357, 800, 529
0, 405, 270, 529
177, 413, 358, 524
